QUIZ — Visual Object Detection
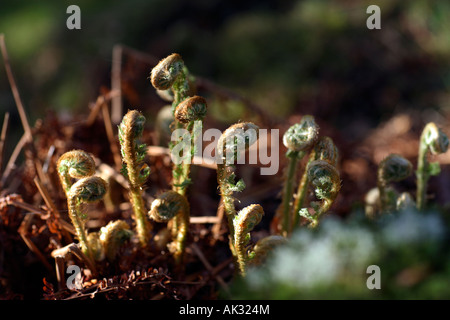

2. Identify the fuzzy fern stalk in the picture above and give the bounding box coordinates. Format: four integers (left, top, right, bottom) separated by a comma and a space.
99, 220, 133, 262
416, 122, 449, 210
67, 176, 108, 261
216, 123, 259, 241
172, 95, 208, 195
278, 115, 319, 235
57, 150, 96, 195
299, 160, 340, 228
149, 191, 190, 265
150, 54, 199, 196
293, 136, 338, 229
233, 204, 264, 276
377, 154, 413, 213
118, 110, 151, 247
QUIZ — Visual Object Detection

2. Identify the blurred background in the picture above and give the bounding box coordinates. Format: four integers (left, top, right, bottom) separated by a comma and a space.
1, 0, 450, 299
2, 0, 450, 210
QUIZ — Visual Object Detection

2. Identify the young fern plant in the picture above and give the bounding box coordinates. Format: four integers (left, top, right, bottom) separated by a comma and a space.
416, 122, 449, 210
118, 110, 151, 247
150, 53, 192, 114
377, 154, 413, 213
233, 204, 264, 276
67, 176, 108, 261
277, 115, 319, 235
215, 122, 259, 268
248, 235, 287, 268
149, 190, 189, 265
57, 150, 96, 195
99, 220, 133, 262
292, 136, 338, 230
173, 95, 208, 195
151, 53, 202, 196
57, 150, 107, 262
298, 160, 341, 228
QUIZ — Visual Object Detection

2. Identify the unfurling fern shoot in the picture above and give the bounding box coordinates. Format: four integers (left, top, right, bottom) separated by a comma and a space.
278, 115, 319, 235
293, 136, 338, 229
150, 53, 191, 112
216, 122, 259, 238
57, 150, 96, 195
233, 204, 264, 276
99, 220, 133, 262
118, 110, 151, 247
416, 122, 449, 210
172, 95, 208, 195
149, 190, 189, 265
299, 160, 340, 228
67, 176, 108, 261
249, 235, 287, 267
150, 54, 200, 196
377, 154, 413, 213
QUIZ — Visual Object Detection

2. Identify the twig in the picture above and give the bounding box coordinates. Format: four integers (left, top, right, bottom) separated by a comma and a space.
0, 34, 49, 189
18, 213, 53, 271
0, 112, 9, 175
147, 145, 217, 170
190, 243, 230, 296
34, 177, 60, 219
211, 198, 224, 242
190, 216, 220, 224
85, 89, 120, 127
111, 45, 123, 124
0, 34, 32, 139
101, 102, 122, 169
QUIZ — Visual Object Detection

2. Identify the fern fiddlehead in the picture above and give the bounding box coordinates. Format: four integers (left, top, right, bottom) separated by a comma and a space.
67, 176, 108, 260
249, 235, 287, 267
149, 190, 190, 265
57, 150, 96, 195
278, 115, 319, 235
416, 122, 449, 210
292, 136, 338, 230
298, 160, 340, 228
215, 122, 259, 269
173, 95, 208, 195
118, 109, 151, 247
99, 220, 133, 262
150, 54, 198, 196
377, 154, 413, 213
233, 204, 264, 276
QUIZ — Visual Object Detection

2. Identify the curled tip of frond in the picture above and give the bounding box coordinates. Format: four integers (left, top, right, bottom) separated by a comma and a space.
234, 204, 264, 235
69, 176, 108, 203
250, 235, 287, 266
422, 122, 449, 155
253, 235, 287, 255
314, 136, 339, 166
307, 160, 341, 200
119, 110, 146, 141
217, 122, 259, 157
150, 53, 184, 90
175, 95, 207, 123
99, 220, 133, 261
57, 149, 96, 179
283, 115, 319, 152
378, 154, 413, 183
148, 190, 188, 223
